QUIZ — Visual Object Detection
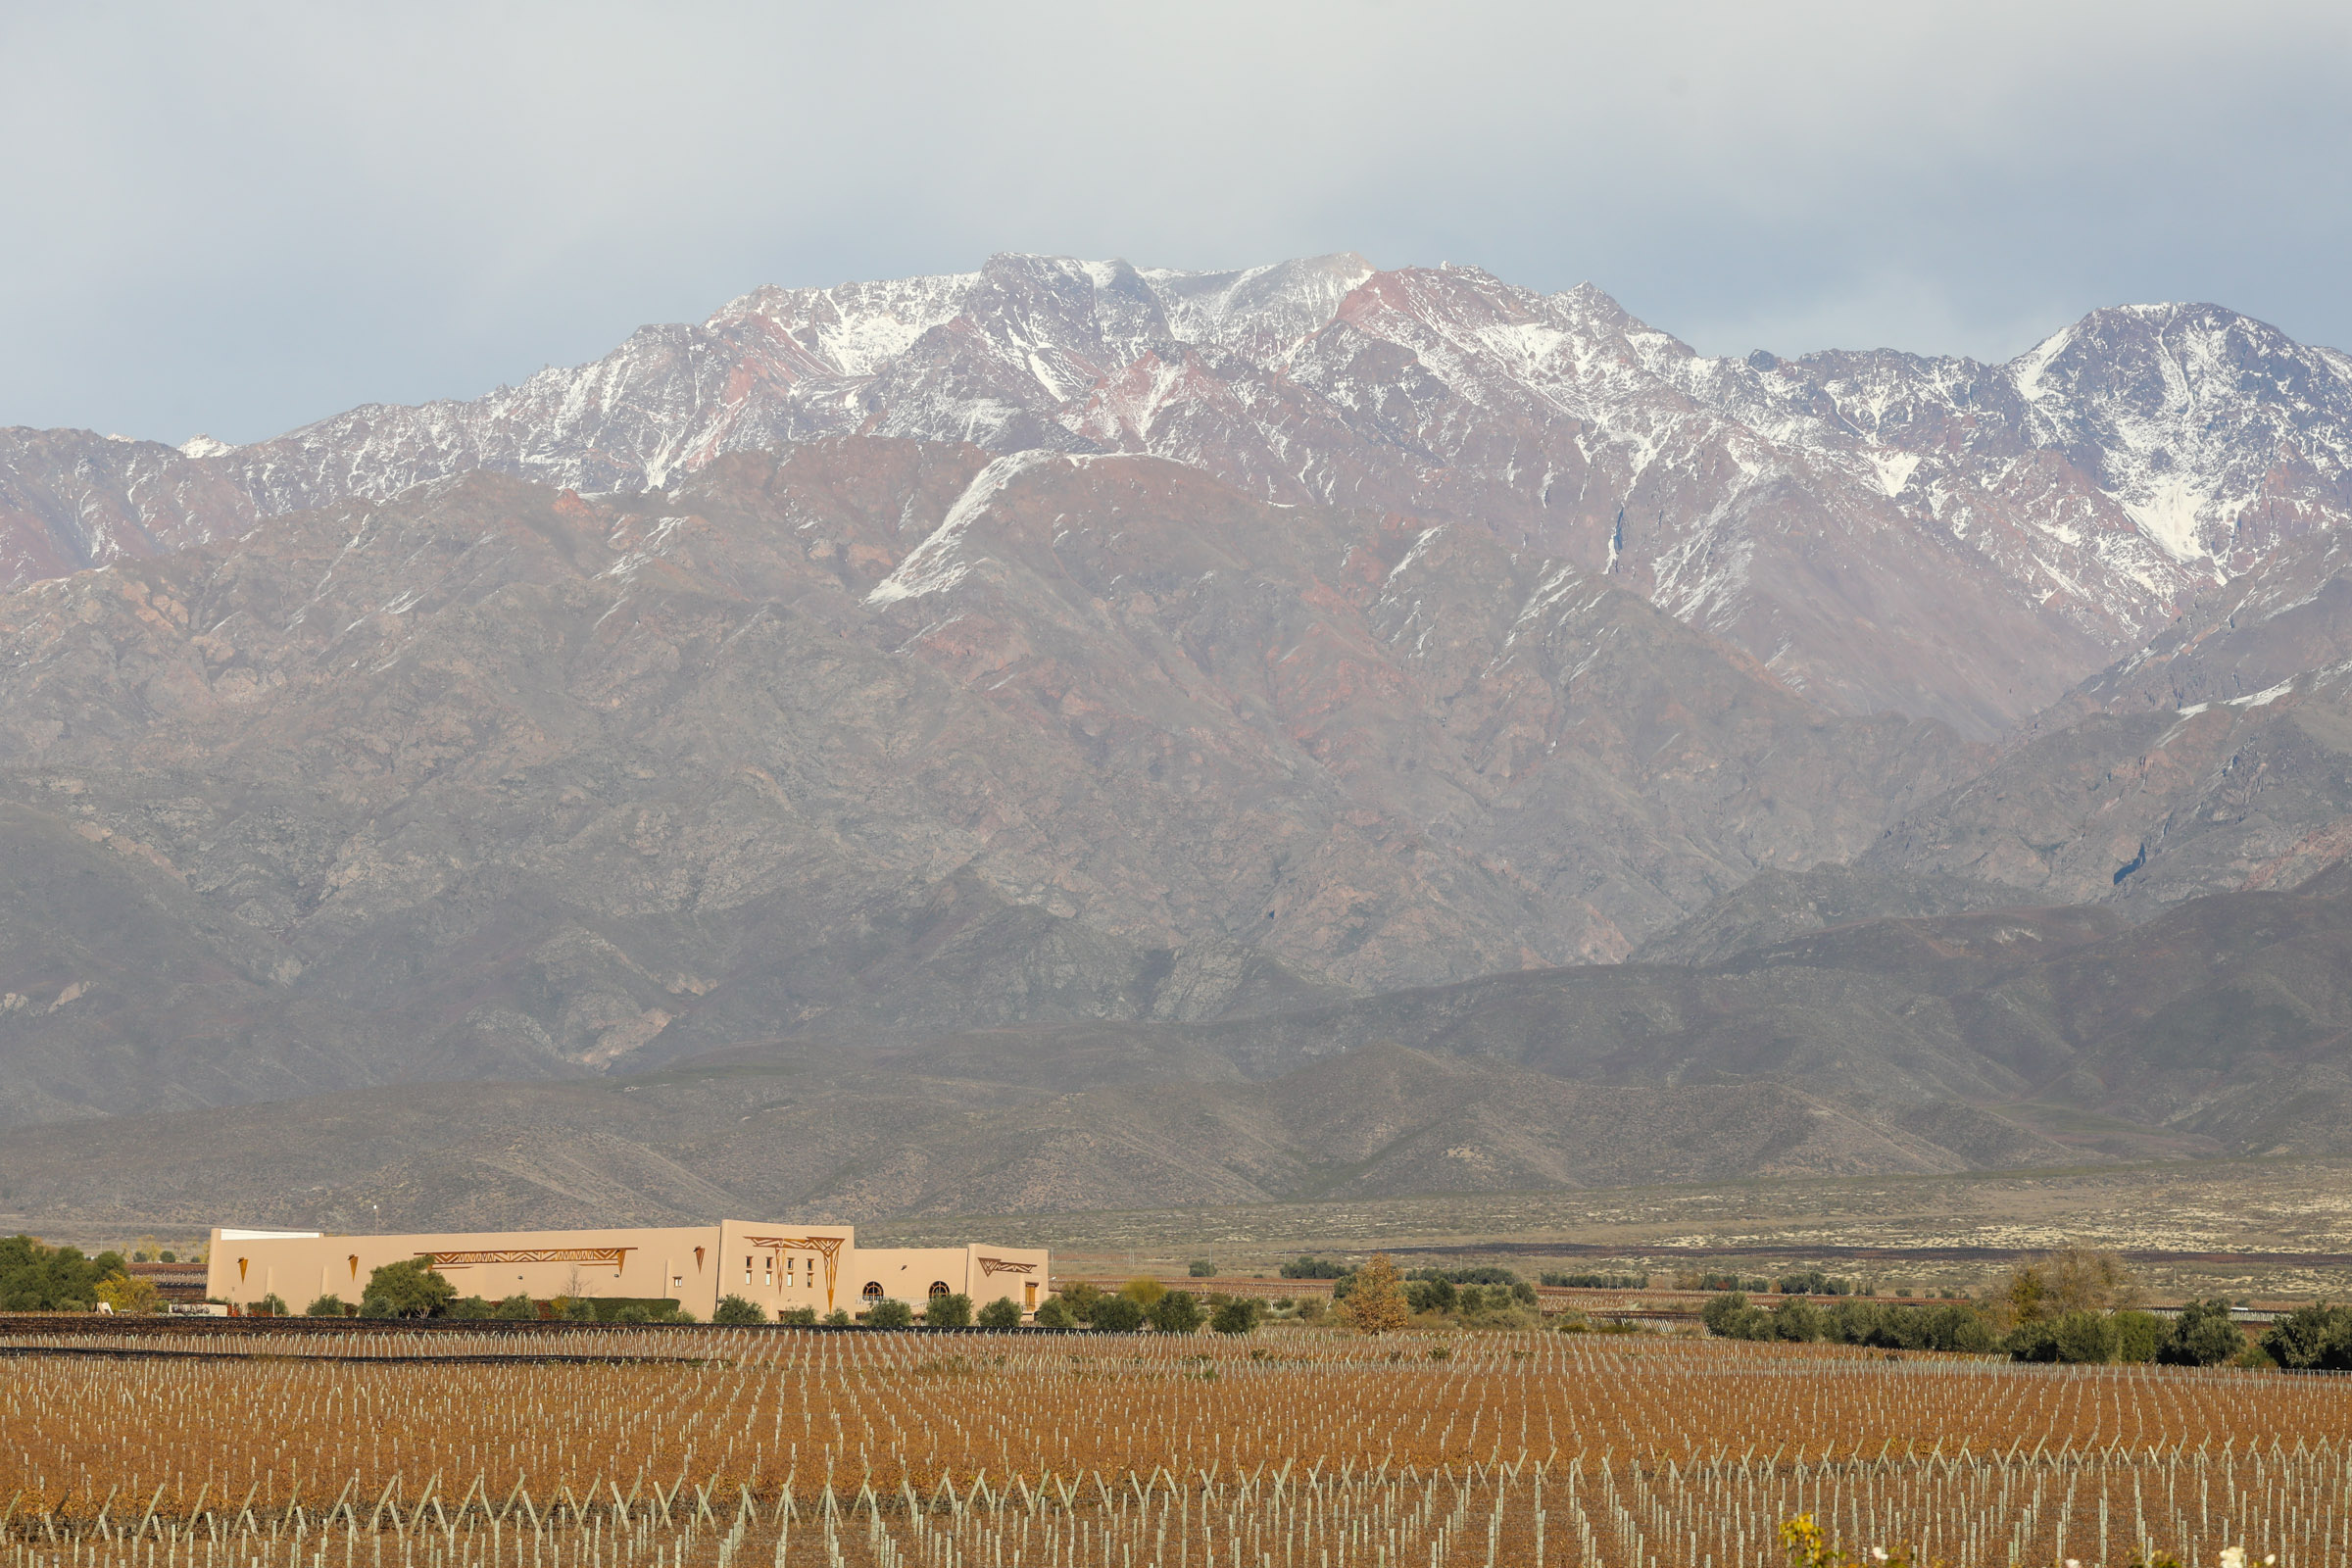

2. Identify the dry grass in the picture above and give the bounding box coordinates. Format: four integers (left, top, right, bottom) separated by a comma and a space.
1, 1323, 2345, 1566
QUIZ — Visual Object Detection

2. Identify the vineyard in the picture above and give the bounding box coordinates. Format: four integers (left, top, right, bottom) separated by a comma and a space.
2, 1323, 2347, 1567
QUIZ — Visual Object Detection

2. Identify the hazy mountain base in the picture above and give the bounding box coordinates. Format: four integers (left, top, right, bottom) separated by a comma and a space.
10, 862, 2352, 1238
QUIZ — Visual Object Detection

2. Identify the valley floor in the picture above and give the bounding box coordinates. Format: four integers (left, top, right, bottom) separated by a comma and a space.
860, 1156, 2352, 1303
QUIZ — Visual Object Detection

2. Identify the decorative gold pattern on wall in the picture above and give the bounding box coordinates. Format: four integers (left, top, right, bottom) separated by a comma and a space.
976, 1255, 1035, 1277
412, 1247, 632, 1273
743, 1235, 845, 1309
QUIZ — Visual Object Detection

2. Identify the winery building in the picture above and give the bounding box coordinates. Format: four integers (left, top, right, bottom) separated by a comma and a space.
205, 1221, 1049, 1320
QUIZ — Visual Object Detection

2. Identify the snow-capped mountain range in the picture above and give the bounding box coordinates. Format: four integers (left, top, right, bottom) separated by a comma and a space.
7, 253, 2352, 735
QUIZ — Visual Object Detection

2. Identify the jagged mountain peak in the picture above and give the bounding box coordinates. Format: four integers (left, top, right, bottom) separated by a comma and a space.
10, 253, 2352, 737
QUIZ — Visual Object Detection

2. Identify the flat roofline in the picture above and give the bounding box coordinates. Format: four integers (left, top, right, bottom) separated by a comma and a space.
217, 1229, 325, 1240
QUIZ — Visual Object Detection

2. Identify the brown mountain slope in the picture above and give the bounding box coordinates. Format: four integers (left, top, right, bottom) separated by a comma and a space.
0, 438, 1978, 1123
1864, 529, 2352, 911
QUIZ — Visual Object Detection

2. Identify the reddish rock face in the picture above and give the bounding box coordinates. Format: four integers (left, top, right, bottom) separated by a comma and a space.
0, 437, 1984, 1123
13, 258, 2352, 739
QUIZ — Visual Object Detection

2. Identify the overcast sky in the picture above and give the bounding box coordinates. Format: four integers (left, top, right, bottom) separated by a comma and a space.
5, 0, 2349, 445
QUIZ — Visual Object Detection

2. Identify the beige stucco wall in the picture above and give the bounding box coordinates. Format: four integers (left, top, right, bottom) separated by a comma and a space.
206, 1222, 1046, 1321
205, 1224, 740, 1314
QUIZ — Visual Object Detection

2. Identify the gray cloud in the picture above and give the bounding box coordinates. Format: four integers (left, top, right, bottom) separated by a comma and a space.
4, 0, 2347, 443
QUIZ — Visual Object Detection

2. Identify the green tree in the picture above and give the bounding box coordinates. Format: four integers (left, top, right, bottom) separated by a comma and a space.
1701, 1292, 1753, 1336
1210, 1298, 1259, 1336
1149, 1290, 1204, 1334
2011, 1308, 2120, 1363
926, 1292, 972, 1328
1092, 1295, 1147, 1332
976, 1297, 1022, 1329
2113, 1309, 2164, 1363
867, 1298, 914, 1328
360, 1258, 457, 1319
556, 1296, 596, 1322
1032, 1296, 1077, 1329
713, 1295, 766, 1325
2262, 1302, 2352, 1370
1187, 1259, 1216, 1278
305, 1294, 350, 1318
449, 1296, 493, 1319
1057, 1281, 1107, 1323
1405, 1276, 1457, 1315
822, 1308, 853, 1326
1119, 1277, 1165, 1307
1771, 1298, 1828, 1342
252, 1293, 290, 1318
2160, 1299, 2245, 1367
492, 1294, 539, 1321
780, 1306, 819, 1326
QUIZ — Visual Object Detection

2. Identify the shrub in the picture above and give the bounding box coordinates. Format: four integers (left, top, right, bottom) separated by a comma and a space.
2113, 1309, 2164, 1363
712, 1295, 766, 1325
1091, 1295, 1146, 1332
251, 1293, 290, 1317
1149, 1290, 1204, 1335
305, 1294, 351, 1318
556, 1296, 596, 1322
1775, 1270, 1852, 1298
492, 1294, 539, 1321
1771, 1298, 1829, 1342
1280, 1256, 1348, 1280
1119, 1276, 1165, 1306
1032, 1296, 1077, 1329
1188, 1259, 1216, 1278
2009, 1308, 2119, 1363
1405, 1277, 1456, 1315
360, 1258, 455, 1320
612, 1304, 653, 1325
779, 1306, 819, 1326
1701, 1293, 1763, 1339
822, 1308, 852, 1327
867, 1298, 914, 1329
1545, 1271, 1649, 1290
449, 1296, 493, 1319
1057, 1281, 1107, 1323
2262, 1301, 2352, 1370
2160, 1299, 2245, 1367
1923, 1302, 1999, 1354
1210, 1298, 1259, 1336
976, 1297, 1022, 1330
926, 1292, 972, 1328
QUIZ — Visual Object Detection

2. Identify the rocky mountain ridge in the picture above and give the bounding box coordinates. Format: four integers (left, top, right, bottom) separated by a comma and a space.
11, 255, 2352, 736
0, 440, 1980, 1125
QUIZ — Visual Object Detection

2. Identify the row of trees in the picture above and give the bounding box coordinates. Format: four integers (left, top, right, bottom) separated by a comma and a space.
0, 1234, 155, 1313
1045, 1279, 1260, 1333
1697, 1247, 2291, 1367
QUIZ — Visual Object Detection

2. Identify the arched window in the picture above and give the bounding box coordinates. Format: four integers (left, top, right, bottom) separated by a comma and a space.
861, 1281, 885, 1301
928, 1281, 952, 1298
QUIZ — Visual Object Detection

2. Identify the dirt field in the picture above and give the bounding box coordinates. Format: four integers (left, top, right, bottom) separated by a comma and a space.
0, 1317, 2344, 1567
